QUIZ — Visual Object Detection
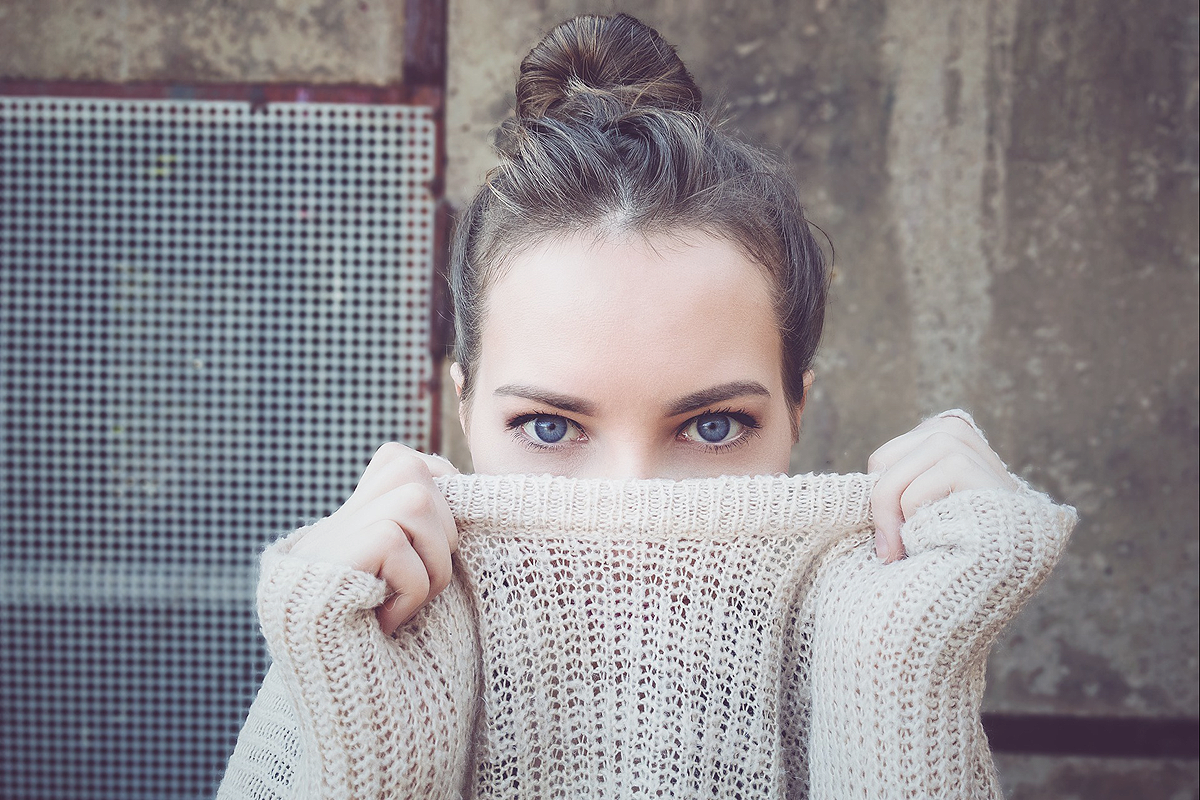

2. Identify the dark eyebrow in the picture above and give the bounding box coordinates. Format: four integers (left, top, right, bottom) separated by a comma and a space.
666, 381, 772, 417
492, 384, 598, 416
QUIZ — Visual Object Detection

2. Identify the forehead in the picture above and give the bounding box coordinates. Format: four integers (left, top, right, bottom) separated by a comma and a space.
476, 230, 785, 401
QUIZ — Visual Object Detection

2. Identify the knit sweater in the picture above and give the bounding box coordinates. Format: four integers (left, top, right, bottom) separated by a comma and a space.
217, 472, 1075, 799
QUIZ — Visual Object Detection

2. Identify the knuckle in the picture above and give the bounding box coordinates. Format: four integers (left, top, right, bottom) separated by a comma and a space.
928, 430, 963, 450
385, 454, 433, 489
372, 441, 408, 463
394, 482, 436, 517
401, 457, 434, 483
943, 451, 978, 474
372, 518, 411, 549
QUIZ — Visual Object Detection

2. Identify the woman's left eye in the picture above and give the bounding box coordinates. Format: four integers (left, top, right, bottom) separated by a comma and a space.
680, 412, 751, 446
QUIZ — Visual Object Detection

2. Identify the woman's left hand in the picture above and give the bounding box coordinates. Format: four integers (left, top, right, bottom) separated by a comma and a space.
867, 413, 1018, 563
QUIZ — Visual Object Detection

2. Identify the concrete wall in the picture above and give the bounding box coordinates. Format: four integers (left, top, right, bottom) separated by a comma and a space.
3, 1, 1196, 796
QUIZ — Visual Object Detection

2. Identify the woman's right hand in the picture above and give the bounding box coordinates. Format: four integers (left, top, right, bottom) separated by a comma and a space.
290, 443, 460, 635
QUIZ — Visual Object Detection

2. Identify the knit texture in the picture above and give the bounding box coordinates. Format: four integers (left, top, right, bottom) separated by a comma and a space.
218, 472, 1075, 799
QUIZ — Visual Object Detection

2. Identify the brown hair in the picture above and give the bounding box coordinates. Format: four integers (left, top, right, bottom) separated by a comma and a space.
449, 13, 828, 421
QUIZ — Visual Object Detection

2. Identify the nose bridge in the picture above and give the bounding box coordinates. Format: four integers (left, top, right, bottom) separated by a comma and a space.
598, 435, 660, 480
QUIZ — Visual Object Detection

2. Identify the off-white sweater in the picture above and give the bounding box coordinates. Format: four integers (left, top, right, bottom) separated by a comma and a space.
218, 472, 1075, 799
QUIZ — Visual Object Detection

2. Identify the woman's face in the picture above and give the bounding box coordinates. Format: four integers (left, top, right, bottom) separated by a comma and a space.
456, 230, 806, 479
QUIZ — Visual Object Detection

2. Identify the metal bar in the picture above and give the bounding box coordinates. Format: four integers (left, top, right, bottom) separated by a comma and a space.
983, 713, 1200, 759
403, 0, 448, 90
0, 78, 439, 108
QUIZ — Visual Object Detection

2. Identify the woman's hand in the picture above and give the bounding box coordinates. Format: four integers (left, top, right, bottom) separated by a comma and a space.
290, 443, 460, 634
867, 413, 1017, 563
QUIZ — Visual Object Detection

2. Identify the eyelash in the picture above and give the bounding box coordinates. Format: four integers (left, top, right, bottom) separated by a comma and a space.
683, 407, 762, 453
504, 408, 762, 453
506, 412, 586, 453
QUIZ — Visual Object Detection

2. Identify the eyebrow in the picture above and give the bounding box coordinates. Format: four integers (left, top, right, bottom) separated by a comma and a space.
666, 381, 772, 417
491, 380, 772, 419
492, 384, 598, 416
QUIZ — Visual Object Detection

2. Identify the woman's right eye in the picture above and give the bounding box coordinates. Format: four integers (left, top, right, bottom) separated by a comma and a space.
516, 414, 583, 446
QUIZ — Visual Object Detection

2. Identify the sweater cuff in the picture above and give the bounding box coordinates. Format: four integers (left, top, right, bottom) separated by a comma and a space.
255, 533, 389, 665
900, 483, 1076, 570
250, 531, 481, 798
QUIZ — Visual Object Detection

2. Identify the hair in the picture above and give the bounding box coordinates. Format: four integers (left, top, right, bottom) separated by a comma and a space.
449, 13, 828, 424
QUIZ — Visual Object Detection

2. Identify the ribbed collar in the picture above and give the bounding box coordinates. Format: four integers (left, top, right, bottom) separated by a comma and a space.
436, 472, 877, 542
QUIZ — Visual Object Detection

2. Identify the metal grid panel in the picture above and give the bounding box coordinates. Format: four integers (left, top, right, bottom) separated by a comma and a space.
0, 97, 438, 799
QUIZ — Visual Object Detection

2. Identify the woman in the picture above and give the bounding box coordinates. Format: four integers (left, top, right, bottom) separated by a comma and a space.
291, 13, 1017, 635
221, 13, 1067, 798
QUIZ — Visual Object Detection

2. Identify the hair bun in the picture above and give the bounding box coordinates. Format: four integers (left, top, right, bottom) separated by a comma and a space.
516, 13, 702, 121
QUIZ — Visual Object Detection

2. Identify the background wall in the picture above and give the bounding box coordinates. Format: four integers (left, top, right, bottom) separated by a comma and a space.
2, 1, 1196, 797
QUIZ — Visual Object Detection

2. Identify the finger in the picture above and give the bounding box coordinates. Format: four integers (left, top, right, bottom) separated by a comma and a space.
869, 425, 1007, 482
352, 442, 413, 497
870, 487, 906, 564
868, 416, 1009, 479
922, 414, 1011, 477
347, 481, 458, 595
415, 450, 460, 478
871, 434, 994, 563
898, 452, 1005, 522
371, 521, 433, 635
344, 446, 458, 517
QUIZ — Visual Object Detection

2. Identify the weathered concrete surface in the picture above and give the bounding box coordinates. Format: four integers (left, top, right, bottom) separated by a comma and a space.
0, 0, 406, 83
977, 1, 1200, 721
3, 0, 1197, 793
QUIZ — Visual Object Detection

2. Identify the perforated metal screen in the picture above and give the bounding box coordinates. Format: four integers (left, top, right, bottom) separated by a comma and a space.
0, 97, 439, 798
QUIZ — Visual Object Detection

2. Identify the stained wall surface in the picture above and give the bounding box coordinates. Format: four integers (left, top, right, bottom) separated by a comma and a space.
2, 0, 1197, 796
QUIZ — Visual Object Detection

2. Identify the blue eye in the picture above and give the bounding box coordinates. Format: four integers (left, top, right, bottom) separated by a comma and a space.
683, 412, 746, 445
532, 416, 568, 443
519, 415, 581, 445
696, 414, 732, 442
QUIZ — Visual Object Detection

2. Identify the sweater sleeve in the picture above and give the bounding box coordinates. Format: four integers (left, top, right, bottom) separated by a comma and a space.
216, 663, 303, 800
804, 484, 1076, 799
216, 526, 481, 800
